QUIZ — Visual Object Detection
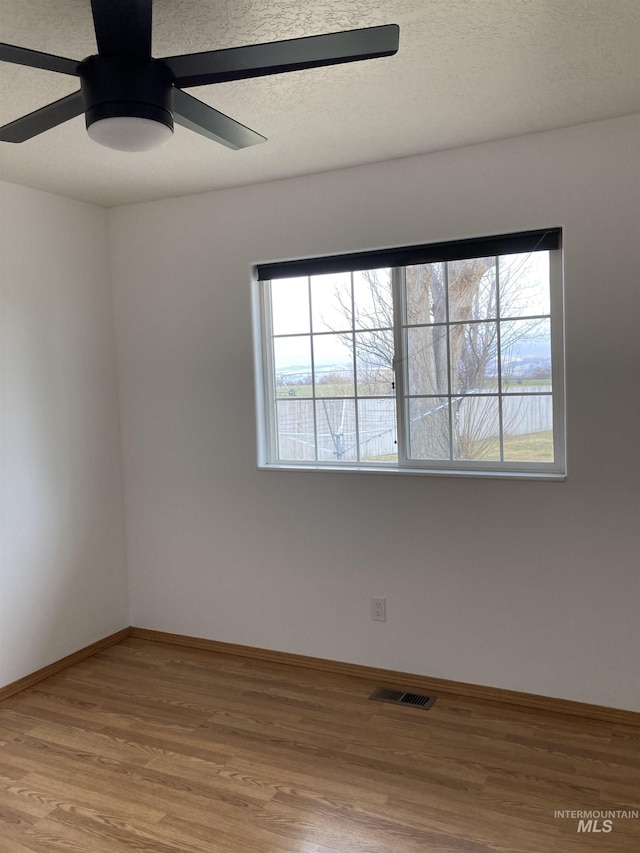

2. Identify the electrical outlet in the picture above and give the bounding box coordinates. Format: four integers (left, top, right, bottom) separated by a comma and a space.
371, 597, 386, 622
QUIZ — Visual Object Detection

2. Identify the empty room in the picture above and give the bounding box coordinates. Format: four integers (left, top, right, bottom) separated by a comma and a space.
0, 1, 638, 851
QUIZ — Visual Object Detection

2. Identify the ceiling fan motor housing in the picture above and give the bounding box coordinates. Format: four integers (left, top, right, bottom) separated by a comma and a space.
78, 55, 174, 131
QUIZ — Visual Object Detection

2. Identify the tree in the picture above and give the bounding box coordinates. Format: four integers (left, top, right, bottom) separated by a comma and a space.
327, 255, 549, 460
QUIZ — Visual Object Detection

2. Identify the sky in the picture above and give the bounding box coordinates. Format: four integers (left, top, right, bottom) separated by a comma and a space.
267, 252, 550, 373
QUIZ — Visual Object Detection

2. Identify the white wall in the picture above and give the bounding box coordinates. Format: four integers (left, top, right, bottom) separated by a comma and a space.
0, 181, 129, 686
110, 115, 639, 712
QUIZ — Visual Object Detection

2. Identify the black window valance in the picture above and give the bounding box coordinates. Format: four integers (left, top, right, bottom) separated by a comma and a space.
257, 228, 561, 281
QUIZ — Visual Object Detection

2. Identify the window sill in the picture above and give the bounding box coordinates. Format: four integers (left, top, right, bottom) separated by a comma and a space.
258, 462, 566, 481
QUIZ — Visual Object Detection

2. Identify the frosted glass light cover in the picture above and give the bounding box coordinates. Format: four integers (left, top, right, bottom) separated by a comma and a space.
87, 116, 173, 151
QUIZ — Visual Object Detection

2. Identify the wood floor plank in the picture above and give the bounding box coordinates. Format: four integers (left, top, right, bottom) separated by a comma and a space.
0, 819, 42, 853
0, 782, 57, 821
1, 637, 638, 852
221, 754, 391, 808
12, 772, 167, 824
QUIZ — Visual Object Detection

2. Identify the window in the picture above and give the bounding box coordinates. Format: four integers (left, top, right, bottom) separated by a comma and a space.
254, 229, 565, 478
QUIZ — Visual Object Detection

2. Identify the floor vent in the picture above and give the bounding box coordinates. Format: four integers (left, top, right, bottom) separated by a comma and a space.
369, 686, 436, 710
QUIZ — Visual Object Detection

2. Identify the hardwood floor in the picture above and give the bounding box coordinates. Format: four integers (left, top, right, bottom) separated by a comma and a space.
0, 638, 638, 852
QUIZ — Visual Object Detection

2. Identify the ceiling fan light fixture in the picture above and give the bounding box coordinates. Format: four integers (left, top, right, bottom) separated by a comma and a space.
87, 115, 173, 151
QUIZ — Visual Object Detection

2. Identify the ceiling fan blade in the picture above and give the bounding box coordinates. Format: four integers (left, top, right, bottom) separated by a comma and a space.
0, 91, 84, 142
173, 88, 266, 149
90, 0, 152, 59
0, 42, 80, 76
163, 24, 399, 88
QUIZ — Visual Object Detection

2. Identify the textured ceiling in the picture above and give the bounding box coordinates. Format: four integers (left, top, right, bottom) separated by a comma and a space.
0, 0, 639, 207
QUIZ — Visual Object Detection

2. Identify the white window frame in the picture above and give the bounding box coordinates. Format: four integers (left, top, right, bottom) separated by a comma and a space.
253, 232, 565, 480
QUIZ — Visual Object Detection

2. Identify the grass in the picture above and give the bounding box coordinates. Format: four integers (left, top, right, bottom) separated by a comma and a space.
469, 430, 553, 462
279, 380, 550, 399
362, 453, 398, 463
277, 383, 393, 398
501, 379, 551, 390
363, 431, 554, 464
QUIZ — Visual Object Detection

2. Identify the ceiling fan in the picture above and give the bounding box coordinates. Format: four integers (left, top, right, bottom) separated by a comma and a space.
0, 0, 399, 152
